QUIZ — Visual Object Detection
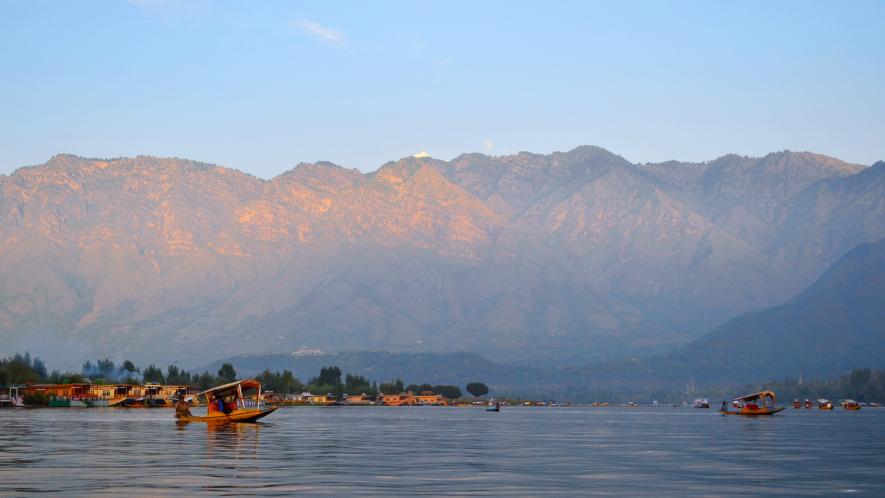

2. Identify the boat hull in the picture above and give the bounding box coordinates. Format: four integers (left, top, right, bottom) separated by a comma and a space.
177, 407, 277, 423
719, 407, 785, 416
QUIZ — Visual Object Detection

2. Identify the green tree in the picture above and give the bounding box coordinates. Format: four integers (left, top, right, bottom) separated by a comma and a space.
142, 365, 165, 383
434, 384, 462, 399
195, 371, 216, 391
310, 366, 342, 387
406, 383, 434, 394
379, 378, 404, 394
466, 382, 489, 398
217, 363, 237, 383
97, 359, 115, 379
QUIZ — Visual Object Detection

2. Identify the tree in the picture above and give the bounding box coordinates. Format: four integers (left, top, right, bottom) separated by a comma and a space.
163, 364, 193, 385
195, 371, 216, 391
344, 373, 371, 394
379, 378, 404, 395
466, 382, 489, 398
142, 365, 165, 384
406, 383, 433, 394
434, 384, 462, 399
218, 363, 237, 383
310, 366, 342, 387
120, 360, 138, 374
97, 359, 115, 379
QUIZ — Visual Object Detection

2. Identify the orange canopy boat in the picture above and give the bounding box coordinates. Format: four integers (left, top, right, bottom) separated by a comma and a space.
719, 391, 784, 416
176, 379, 276, 423
841, 399, 861, 411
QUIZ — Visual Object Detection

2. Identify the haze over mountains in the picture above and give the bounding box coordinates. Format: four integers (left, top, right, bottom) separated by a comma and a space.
1, 147, 882, 370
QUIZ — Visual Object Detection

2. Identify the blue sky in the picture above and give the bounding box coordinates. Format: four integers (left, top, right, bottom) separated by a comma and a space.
1, 1, 883, 177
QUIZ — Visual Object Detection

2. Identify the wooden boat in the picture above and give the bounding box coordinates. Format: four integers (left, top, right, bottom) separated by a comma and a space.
486, 400, 500, 412
817, 399, 833, 410
176, 379, 276, 423
792, 399, 801, 409
719, 391, 784, 416
841, 399, 861, 411
693, 398, 710, 409
804, 399, 813, 409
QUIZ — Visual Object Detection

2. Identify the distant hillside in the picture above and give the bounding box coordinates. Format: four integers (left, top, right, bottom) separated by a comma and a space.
1, 149, 882, 368
675, 236, 885, 381
560, 237, 885, 387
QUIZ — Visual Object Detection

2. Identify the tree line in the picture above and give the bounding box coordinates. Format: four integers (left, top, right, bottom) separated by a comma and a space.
1, 354, 491, 400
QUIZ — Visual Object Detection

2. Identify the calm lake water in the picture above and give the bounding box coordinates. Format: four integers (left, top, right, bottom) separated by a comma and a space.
1, 406, 884, 496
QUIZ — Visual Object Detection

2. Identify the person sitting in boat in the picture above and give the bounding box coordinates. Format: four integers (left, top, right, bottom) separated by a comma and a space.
175, 396, 191, 419
224, 398, 236, 415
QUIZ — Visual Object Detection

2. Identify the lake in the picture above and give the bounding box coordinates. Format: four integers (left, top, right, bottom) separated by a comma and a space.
1, 406, 884, 496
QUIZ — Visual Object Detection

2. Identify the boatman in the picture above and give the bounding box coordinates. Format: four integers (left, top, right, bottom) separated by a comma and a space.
175, 396, 192, 419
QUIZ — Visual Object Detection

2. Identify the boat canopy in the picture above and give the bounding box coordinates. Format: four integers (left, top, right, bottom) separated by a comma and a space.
196, 379, 261, 398
733, 391, 776, 403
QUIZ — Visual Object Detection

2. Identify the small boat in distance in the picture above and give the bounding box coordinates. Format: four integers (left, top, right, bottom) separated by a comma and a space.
486, 400, 500, 412
693, 398, 710, 409
177, 379, 276, 423
804, 399, 813, 409
817, 399, 834, 410
792, 399, 801, 409
841, 399, 861, 410
719, 391, 784, 416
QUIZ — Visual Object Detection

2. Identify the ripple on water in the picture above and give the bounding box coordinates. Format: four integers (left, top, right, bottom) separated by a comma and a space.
0, 407, 884, 496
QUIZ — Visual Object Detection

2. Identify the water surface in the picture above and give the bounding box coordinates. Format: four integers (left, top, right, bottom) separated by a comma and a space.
1, 406, 884, 496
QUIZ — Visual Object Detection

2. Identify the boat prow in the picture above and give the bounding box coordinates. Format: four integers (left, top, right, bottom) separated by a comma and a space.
178, 407, 277, 423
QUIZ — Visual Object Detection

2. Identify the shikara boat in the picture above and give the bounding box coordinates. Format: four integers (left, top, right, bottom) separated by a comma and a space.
817, 399, 834, 410
693, 398, 710, 409
176, 379, 276, 423
841, 399, 861, 410
719, 391, 784, 416
792, 399, 801, 409
804, 399, 813, 409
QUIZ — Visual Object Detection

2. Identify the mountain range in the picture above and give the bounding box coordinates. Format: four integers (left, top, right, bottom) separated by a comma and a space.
1, 148, 882, 369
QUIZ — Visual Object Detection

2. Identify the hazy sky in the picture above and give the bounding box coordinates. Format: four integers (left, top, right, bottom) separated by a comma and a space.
2, 1, 883, 177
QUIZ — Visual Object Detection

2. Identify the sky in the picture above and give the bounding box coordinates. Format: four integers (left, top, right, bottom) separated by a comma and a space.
1, 0, 883, 177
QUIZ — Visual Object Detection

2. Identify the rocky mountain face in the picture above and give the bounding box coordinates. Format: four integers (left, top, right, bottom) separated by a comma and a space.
0, 150, 882, 368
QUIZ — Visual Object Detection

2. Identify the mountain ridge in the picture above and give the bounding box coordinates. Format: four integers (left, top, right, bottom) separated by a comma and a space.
1, 146, 882, 369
